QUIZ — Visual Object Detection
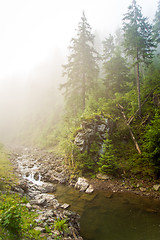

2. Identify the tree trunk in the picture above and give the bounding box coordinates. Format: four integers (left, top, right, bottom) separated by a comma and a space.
119, 104, 141, 154
136, 51, 141, 116
82, 72, 86, 110
127, 87, 157, 125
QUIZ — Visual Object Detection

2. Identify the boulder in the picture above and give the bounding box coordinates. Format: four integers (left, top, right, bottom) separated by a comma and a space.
97, 124, 106, 133
96, 173, 110, 180
85, 185, 94, 193
74, 133, 85, 152
37, 183, 56, 193
153, 184, 160, 191
75, 177, 89, 192
74, 117, 111, 162
30, 193, 60, 208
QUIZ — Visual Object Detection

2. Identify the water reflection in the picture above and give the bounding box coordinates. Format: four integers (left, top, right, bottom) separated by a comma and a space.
55, 185, 160, 240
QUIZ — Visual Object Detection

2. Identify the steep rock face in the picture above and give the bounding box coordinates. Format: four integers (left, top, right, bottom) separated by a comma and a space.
74, 115, 112, 160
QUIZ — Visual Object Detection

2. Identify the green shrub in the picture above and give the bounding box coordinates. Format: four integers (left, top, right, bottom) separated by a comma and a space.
54, 218, 68, 233
73, 146, 96, 173
0, 193, 43, 239
0, 200, 22, 234
142, 110, 160, 177
98, 136, 118, 175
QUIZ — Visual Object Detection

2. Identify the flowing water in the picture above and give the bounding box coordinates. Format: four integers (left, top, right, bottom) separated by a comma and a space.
55, 184, 160, 240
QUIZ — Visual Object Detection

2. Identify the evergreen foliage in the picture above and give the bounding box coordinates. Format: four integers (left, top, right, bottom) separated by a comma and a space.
60, 12, 99, 113
143, 110, 160, 177
98, 135, 118, 175
47, 5, 160, 179
123, 0, 155, 65
153, 0, 160, 44
122, 0, 156, 115
103, 50, 131, 97
102, 34, 115, 61
15, 4, 160, 180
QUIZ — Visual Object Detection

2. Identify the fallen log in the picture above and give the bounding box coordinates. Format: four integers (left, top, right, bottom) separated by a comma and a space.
119, 104, 141, 154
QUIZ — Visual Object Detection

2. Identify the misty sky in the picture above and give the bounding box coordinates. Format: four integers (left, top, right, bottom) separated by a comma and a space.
0, 0, 158, 80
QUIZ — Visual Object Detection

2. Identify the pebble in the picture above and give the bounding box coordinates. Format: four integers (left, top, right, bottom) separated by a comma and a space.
61, 203, 70, 209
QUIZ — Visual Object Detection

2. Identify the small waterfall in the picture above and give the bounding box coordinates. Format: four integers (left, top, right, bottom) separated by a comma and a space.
16, 154, 44, 186
24, 172, 43, 186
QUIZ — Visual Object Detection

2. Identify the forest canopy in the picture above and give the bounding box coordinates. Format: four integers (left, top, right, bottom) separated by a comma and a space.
57, 0, 160, 179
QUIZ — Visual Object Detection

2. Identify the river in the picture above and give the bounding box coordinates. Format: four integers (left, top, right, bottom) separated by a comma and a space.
55, 184, 160, 240
12, 146, 160, 240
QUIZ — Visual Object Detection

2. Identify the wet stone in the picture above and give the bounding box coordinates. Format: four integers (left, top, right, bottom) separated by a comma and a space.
85, 185, 94, 193
140, 187, 146, 192
34, 226, 45, 232
153, 184, 160, 191
96, 173, 110, 180
75, 177, 89, 192
11, 147, 83, 240
61, 203, 70, 209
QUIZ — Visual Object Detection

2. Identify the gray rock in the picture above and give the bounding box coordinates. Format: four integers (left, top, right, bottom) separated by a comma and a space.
74, 133, 85, 151
35, 214, 47, 223
30, 197, 46, 206
140, 187, 146, 192
63, 238, 72, 240
75, 177, 89, 192
43, 209, 54, 218
97, 124, 106, 133
26, 202, 32, 210
37, 183, 56, 193
52, 230, 60, 236
153, 184, 160, 191
96, 173, 110, 180
30, 193, 59, 208
85, 185, 94, 193
74, 117, 110, 161
34, 226, 45, 232
61, 203, 70, 209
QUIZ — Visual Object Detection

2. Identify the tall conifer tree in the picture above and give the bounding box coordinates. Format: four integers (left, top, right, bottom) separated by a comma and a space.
153, 0, 160, 44
61, 12, 99, 114
122, 0, 155, 115
103, 33, 130, 98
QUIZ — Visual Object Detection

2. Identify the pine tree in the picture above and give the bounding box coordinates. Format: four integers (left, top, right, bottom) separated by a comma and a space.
122, 0, 155, 115
153, 0, 160, 44
103, 33, 130, 98
61, 12, 99, 114
103, 34, 115, 62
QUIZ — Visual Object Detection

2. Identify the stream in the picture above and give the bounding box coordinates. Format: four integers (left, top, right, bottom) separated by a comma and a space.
55, 184, 160, 240
13, 147, 160, 240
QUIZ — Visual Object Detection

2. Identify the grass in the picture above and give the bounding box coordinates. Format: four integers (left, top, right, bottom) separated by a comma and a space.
0, 143, 46, 239
0, 193, 46, 240
0, 144, 17, 189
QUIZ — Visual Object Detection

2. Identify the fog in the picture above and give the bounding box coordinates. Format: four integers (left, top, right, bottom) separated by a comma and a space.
0, 0, 158, 144
0, 50, 64, 143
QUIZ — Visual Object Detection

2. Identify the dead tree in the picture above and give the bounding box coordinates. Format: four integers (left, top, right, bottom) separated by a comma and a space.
118, 104, 141, 154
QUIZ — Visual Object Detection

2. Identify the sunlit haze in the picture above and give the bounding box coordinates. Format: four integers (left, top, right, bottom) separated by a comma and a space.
0, 0, 157, 79
0, 0, 158, 143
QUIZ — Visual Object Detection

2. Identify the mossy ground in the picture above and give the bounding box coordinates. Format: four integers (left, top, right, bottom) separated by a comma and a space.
0, 144, 17, 190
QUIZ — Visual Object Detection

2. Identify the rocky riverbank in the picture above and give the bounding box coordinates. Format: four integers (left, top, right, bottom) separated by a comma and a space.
8, 145, 160, 239
10, 146, 83, 240
89, 176, 160, 200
